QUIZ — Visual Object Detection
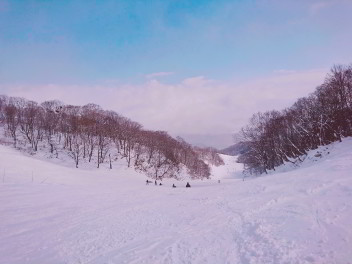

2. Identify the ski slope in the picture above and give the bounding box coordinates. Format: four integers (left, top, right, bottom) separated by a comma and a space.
1, 139, 352, 264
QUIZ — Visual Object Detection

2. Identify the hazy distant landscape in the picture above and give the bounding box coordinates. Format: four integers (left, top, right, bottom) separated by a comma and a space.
177, 133, 234, 149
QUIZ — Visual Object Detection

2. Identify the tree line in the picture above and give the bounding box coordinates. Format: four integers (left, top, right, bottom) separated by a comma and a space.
238, 64, 352, 175
0, 96, 224, 180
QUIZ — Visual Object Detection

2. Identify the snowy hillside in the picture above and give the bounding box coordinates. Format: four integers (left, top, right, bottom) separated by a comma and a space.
1, 138, 352, 264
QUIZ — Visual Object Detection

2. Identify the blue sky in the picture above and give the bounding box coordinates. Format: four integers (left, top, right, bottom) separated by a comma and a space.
1, 0, 351, 84
1, 0, 352, 147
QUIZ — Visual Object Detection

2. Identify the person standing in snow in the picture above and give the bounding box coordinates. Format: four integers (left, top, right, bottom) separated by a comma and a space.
186, 182, 191, 188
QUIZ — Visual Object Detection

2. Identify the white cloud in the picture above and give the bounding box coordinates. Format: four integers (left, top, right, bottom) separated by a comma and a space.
1, 68, 327, 137
309, 0, 346, 15
310, 1, 330, 15
145, 72, 174, 79
273, 69, 297, 75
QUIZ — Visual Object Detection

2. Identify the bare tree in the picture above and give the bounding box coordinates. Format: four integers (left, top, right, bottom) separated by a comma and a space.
68, 135, 84, 168
4, 104, 19, 147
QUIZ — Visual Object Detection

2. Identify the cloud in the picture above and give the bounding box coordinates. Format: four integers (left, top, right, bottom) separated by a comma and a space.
309, 0, 345, 15
181, 76, 212, 87
273, 69, 297, 75
145, 72, 174, 79
310, 1, 330, 14
1, 68, 327, 137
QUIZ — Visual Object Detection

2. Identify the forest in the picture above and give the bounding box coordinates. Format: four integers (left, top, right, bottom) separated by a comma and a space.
0, 96, 223, 180
238, 64, 352, 174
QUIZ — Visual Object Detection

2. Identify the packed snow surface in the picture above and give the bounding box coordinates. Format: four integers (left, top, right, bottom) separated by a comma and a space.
1, 139, 352, 264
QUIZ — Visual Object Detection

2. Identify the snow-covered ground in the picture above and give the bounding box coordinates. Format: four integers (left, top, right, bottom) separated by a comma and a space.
1, 138, 351, 264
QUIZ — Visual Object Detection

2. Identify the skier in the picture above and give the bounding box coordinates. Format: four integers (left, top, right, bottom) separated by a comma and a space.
186, 182, 191, 188
172, 184, 176, 188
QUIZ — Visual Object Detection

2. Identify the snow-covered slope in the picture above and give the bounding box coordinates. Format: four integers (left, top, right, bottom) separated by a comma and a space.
1, 138, 351, 264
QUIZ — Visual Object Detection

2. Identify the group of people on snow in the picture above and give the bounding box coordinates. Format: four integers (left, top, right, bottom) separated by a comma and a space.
146, 179, 191, 188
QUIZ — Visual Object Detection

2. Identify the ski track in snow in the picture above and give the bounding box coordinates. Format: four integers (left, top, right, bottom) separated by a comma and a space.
1, 139, 352, 264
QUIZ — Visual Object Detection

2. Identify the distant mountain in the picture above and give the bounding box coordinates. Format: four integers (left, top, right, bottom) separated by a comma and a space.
220, 141, 250, 156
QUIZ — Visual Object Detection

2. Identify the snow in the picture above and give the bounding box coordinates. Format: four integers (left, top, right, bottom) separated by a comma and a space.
1, 138, 352, 264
